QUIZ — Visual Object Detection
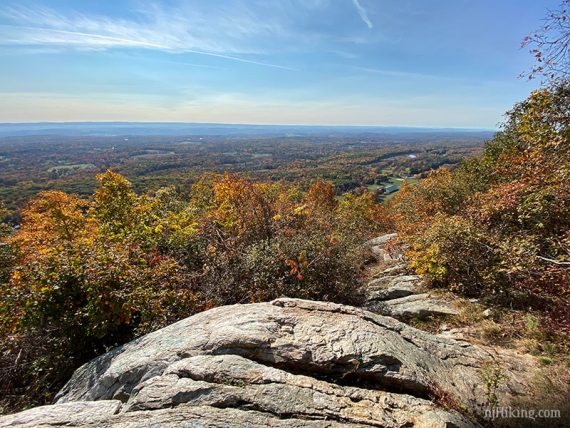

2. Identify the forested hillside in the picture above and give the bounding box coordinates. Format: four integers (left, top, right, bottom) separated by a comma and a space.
390, 85, 569, 334
0, 131, 485, 223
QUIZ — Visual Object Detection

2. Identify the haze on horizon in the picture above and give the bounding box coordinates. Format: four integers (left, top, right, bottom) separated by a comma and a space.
0, 0, 557, 128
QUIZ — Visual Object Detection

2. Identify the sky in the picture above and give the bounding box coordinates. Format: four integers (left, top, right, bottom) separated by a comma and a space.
0, 0, 559, 128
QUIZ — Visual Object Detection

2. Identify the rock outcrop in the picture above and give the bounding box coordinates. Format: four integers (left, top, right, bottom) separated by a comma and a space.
364, 274, 460, 321
1, 298, 536, 427
366, 275, 420, 300
366, 233, 400, 262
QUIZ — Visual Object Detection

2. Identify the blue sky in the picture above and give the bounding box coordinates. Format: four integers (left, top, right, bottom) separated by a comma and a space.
0, 0, 558, 128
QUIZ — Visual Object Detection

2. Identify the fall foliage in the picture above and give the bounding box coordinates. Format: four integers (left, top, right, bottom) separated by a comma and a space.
0, 172, 387, 411
389, 84, 570, 332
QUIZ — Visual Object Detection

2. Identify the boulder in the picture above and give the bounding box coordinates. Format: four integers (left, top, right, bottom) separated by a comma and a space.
365, 233, 401, 262
123, 354, 474, 427
370, 247, 401, 262
2, 298, 537, 427
364, 274, 422, 313
381, 263, 407, 274
367, 282, 415, 301
367, 293, 460, 320
365, 233, 397, 248
366, 275, 421, 302
55, 298, 483, 407
1, 403, 365, 428
367, 275, 421, 289
0, 401, 121, 427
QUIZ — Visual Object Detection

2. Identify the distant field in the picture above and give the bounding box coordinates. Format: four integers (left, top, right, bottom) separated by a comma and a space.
47, 163, 96, 173
367, 176, 419, 196
0, 129, 487, 221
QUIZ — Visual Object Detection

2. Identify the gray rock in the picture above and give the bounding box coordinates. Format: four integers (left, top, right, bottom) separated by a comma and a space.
55, 299, 531, 412
367, 275, 396, 288
124, 354, 475, 427
365, 274, 421, 303
370, 247, 401, 262
2, 298, 537, 427
365, 233, 397, 248
366, 233, 401, 262
0, 400, 122, 427
381, 264, 406, 274
367, 281, 416, 301
369, 293, 460, 320
4, 404, 367, 427
439, 328, 469, 341
56, 299, 446, 404
367, 275, 421, 289
367, 275, 421, 300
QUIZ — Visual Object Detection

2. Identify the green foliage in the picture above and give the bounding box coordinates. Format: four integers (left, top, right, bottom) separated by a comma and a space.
0, 207, 13, 286
482, 362, 506, 408
390, 84, 570, 333
93, 170, 137, 235
406, 215, 501, 295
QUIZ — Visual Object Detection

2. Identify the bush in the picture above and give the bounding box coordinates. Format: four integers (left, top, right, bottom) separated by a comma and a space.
199, 232, 364, 306
406, 214, 502, 296
0, 171, 385, 412
390, 84, 570, 333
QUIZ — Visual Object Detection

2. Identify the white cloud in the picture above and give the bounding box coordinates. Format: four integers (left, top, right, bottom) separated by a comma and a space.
351, 66, 465, 82
352, 0, 373, 29
0, 2, 298, 69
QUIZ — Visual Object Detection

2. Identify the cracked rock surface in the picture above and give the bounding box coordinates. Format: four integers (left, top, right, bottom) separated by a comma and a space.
364, 272, 460, 321
366, 293, 460, 320
1, 297, 536, 427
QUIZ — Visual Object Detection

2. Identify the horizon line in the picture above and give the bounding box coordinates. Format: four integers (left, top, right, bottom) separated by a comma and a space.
0, 121, 497, 132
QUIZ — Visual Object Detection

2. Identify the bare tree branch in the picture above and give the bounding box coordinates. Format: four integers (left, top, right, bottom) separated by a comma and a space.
537, 255, 570, 266
521, 0, 570, 85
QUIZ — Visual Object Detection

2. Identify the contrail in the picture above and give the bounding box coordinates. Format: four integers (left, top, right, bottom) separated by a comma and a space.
352, 0, 373, 29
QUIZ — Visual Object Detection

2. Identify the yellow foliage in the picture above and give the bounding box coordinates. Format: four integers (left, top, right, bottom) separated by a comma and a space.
407, 243, 447, 280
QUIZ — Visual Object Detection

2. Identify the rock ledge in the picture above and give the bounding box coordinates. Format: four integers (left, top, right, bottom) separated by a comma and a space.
1, 298, 537, 427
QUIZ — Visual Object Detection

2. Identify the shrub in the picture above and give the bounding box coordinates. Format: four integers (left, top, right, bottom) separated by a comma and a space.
406, 214, 502, 296
0, 171, 384, 412
391, 84, 570, 333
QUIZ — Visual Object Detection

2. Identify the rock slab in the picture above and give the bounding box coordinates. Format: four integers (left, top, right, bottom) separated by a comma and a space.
1, 298, 537, 427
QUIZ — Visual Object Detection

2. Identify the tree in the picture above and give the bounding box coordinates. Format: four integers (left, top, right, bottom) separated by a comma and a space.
92, 169, 137, 235
0, 204, 13, 286
0, 181, 198, 411
522, 0, 570, 84
391, 84, 570, 332
306, 180, 337, 213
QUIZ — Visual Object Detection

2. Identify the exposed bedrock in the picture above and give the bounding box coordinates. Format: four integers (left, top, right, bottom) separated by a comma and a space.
0, 298, 535, 427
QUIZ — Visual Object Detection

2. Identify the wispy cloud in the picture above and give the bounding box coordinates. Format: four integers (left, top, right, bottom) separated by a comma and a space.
0, 24, 169, 49
0, 3, 298, 69
352, 0, 373, 29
